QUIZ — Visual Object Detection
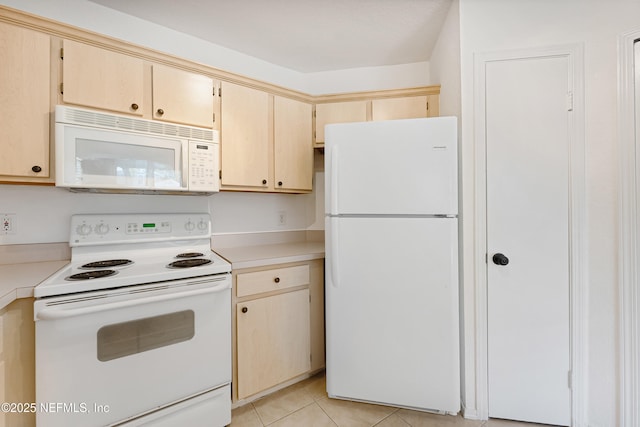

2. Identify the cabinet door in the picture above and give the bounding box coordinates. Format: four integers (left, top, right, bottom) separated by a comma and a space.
427, 94, 440, 117
152, 65, 214, 128
308, 259, 325, 372
220, 82, 270, 189
274, 96, 313, 192
62, 39, 144, 115
236, 289, 310, 399
371, 96, 428, 121
315, 101, 367, 144
0, 23, 50, 179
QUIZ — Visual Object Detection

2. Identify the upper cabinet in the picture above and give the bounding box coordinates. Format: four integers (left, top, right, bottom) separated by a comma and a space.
220, 82, 270, 190
61, 39, 144, 117
313, 88, 441, 147
372, 95, 438, 121
274, 96, 313, 192
61, 40, 216, 128
151, 65, 215, 128
0, 22, 51, 183
314, 101, 367, 143
220, 82, 313, 193
0, 7, 441, 193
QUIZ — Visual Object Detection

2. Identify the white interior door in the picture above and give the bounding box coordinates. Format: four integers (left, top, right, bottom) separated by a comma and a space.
486, 55, 571, 425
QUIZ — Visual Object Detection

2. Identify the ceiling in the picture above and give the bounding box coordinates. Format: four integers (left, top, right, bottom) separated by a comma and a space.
87, 0, 453, 73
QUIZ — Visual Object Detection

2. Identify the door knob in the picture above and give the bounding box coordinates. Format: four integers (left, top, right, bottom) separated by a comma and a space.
492, 253, 509, 266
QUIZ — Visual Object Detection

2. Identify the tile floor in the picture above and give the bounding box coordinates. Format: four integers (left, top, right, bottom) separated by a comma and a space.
231, 372, 553, 427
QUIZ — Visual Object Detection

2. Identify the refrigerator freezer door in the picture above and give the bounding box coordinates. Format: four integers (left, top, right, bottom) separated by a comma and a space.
325, 117, 457, 216
325, 216, 460, 412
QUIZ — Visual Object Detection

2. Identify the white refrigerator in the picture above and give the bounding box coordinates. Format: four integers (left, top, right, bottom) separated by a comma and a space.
324, 117, 460, 413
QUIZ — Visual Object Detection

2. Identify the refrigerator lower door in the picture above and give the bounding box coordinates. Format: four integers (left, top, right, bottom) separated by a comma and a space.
325, 216, 460, 413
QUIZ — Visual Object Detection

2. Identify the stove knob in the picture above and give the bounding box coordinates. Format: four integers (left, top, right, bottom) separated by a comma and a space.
197, 220, 208, 231
95, 223, 110, 235
185, 221, 195, 232
76, 224, 92, 236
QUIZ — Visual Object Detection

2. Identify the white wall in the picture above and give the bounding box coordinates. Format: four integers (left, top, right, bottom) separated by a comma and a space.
429, 0, 461, 119
458, 0, 640, 425
0, 185, 314, 244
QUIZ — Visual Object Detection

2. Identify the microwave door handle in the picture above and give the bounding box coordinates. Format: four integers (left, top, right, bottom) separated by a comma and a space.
35, 281, 230, 321
182, 143, 189, 189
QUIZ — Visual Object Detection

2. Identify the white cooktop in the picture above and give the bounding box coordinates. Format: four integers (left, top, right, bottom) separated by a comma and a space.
35, 213, 231, 298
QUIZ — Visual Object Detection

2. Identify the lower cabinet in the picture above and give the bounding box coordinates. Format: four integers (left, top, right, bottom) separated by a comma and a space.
232, 259, 324, 402
0, 298, 35, 427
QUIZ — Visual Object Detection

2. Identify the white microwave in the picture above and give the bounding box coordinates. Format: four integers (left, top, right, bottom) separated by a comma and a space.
55, 105, 219, 195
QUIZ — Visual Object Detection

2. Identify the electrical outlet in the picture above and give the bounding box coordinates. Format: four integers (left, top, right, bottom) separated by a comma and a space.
277, 211, 287, 226
1, 213, 17, 235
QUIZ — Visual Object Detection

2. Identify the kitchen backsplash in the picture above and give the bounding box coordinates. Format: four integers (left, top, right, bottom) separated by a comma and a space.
0, 176, 322, 245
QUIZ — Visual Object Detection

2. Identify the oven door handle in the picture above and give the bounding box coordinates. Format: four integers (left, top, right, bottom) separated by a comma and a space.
35, 281, 230, 321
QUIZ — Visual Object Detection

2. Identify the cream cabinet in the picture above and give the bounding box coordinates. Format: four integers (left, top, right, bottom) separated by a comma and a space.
0, 22, 51, 182
314, 100, 367, 144
62, 39, 145, 116
0, 298, 36, 427
314, 89, 440, 147
232, 260, 325, 402
220, 82, 270, 190
274, 96, 313, 192
220, 81, 313, 193
151, 64, 215, 128
61, 40, 216, 128
236, 289, 310, 400
371, 95, 439, 121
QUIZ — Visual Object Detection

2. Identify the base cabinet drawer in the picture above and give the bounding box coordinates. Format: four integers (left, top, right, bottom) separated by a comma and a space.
236, 264, 309, 297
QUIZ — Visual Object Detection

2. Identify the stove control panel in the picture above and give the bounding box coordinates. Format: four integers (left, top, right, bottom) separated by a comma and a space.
69, 213, 211, 246
126, 221, 171, 235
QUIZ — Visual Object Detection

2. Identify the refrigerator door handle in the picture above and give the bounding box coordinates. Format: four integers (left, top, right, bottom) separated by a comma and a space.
330, 145, 339, 215
330, 217, 340, 288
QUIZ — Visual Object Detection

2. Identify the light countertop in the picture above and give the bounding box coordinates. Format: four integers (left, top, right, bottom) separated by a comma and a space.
0, 261, 68, 310
213, 241, 325, 270
0, 235, 325, 310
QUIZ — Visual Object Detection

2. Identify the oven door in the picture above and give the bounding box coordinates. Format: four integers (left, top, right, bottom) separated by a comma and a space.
34, 274, 231, 427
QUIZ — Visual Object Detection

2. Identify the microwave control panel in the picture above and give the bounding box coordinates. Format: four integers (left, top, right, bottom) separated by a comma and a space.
188, 141, 218, 192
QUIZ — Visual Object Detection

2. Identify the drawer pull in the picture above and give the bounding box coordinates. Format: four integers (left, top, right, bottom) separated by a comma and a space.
241, 307, 248, 313
274, 277, 280, 283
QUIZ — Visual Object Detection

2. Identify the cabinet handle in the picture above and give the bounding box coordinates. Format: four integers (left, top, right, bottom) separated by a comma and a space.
274, 277, 280, 283
278, 181, 283, 187
32, 165, 42, 173
131, 103, 139, 111
241, 307, 248, 313
157, 108, 164, 115
262, 179, 267, 185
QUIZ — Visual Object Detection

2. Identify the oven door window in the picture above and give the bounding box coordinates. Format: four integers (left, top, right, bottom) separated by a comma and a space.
97, 310, 194, 362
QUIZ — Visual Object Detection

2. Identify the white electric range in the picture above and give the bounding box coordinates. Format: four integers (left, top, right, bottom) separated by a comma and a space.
34, 213, 232, 427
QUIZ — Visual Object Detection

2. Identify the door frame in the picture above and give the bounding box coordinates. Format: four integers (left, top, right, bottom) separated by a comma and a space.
618, 28, 640, 427
472, 44, 586, 425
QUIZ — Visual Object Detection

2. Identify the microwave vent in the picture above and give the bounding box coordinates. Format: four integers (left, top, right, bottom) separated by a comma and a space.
57, 106, 217, 142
